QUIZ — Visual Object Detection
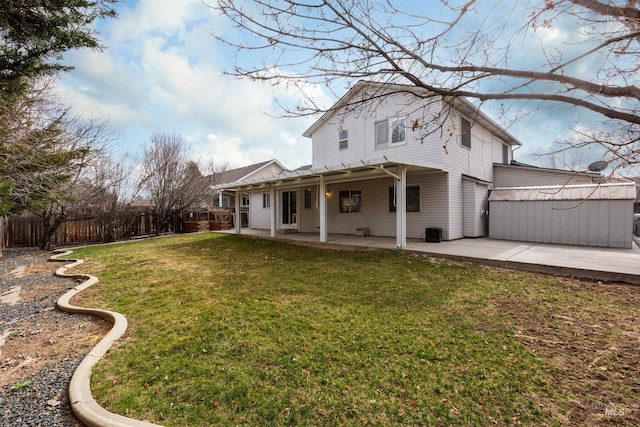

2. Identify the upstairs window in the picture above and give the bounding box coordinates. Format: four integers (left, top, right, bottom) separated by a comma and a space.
390, 117, 406, 145
375, 120, 388, 149
461, 117, 471, 149
375, 117, 407, 148
338, 129, 348, 150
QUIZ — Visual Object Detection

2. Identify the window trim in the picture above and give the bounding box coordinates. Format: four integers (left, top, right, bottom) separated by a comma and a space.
375, 116, 407, 149
389, 116, 407, 146
304, 188, 312, 209
374, 120, 388, 149
461, 117, 471, 149
389, 185, 421, 213
339, 189, 362, 213
338, 129, 348, 150
214, 196, 230, 208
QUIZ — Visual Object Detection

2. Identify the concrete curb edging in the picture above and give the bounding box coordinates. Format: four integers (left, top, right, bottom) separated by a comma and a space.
49, 250, 164, 427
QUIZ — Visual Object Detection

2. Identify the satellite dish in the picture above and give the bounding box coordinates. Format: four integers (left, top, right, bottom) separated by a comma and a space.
587, 160, 609, 172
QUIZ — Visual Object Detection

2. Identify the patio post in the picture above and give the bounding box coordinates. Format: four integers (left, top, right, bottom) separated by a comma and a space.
319, 174, 327, 242
270, 185, 276, 237
396, 165, 407, 249
235, 189, 241, 234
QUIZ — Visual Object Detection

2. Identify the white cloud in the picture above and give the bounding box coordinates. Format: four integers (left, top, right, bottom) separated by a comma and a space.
56, 0, 320, 170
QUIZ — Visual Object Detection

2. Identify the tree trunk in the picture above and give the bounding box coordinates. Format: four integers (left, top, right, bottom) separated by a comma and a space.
40, 207, 66, 250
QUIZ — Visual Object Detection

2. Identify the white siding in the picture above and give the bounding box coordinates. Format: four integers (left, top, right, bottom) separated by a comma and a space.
441, 109, 505, 183
448, 172, 463, 240
324, 171, 448, 239
463, 180, 489, 237
494, 165, 597, 187
299, 186, 320, 233
245, 163, 286, 181
312, 92, 443, 168
248, 192, 271, 230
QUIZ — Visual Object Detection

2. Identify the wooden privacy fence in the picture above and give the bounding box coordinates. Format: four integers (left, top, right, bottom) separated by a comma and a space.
4, 213, 182, 248
1, 216, 7, 254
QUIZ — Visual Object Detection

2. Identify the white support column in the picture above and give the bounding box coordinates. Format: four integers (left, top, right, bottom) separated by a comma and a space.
396, 165, 407, 249
319, 175, 327, 243
235, 190, 241, 234
269, 186, 276, 237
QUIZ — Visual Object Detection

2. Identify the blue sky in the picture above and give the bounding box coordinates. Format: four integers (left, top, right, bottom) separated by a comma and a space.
56, 0, 608, 171
58, 0, 330, 170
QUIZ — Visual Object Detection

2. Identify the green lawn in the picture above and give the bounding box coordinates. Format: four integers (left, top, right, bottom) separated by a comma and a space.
68, 233, 640, 426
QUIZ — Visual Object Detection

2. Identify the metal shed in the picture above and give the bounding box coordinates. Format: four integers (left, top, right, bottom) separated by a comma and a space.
488, 183, 636, 249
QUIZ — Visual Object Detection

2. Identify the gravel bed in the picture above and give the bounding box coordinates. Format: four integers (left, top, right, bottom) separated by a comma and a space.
0, 356, 84, 426
1, 247, 101, 427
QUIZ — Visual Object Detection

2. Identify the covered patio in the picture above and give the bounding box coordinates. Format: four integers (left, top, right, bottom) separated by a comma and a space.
212, 157, 445, 249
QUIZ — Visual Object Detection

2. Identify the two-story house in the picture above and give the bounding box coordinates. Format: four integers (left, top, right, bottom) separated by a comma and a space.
216, 81, 522, 248
215, 81, 631, 248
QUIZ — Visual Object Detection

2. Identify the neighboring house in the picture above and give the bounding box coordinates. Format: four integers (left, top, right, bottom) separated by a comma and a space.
211, 159, 286, 227
213, 81, 633, 248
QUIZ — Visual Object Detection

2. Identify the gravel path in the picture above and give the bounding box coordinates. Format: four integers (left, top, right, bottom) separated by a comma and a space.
1, 248, 109, 427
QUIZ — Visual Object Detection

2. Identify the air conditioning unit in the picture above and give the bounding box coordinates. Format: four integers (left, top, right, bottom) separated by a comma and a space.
425, 227, 442, 243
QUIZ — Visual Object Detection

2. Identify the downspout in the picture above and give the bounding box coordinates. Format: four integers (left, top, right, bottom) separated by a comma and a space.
380, 164, 407, 249
379, 164, 401, 180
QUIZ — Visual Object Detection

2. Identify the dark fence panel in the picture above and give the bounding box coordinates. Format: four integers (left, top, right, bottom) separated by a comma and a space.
4, 213, 177, 248
0, 216, 7, 255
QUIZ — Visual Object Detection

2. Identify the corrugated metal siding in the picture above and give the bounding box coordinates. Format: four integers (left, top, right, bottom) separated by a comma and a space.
489, 183, 635, 201
488, 184, 634, 248
494, 165, 597, 187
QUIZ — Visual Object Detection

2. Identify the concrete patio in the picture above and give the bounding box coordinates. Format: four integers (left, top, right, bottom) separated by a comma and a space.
219, 229, 640, 285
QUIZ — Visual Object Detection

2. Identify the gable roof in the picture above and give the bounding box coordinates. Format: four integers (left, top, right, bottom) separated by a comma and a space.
212, 159, 286, 185
302, 81, 522, 146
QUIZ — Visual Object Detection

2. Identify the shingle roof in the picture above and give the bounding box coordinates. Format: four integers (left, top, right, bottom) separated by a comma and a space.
211, 160, 272, 185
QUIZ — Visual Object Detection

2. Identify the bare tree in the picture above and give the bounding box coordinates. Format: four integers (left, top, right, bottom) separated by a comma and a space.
0, 79, 114, 249
139, 132, 212, 234
67, 152, 143, 243
212, 0, 640, 171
